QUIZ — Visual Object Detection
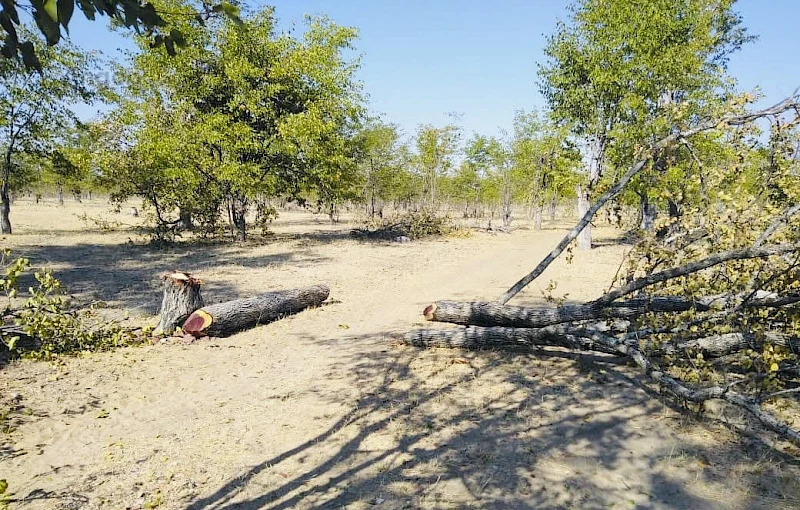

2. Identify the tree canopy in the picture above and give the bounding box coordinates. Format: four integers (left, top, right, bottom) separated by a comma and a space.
0, 0, 240, 68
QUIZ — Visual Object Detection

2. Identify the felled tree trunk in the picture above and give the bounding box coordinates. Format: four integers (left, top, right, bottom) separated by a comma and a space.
156, 272, 204, 334
422, 296, 710, 329
183, 285, 330, 337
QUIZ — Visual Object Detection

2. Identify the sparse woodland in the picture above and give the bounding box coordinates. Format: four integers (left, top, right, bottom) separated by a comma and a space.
1, 0, 800, 505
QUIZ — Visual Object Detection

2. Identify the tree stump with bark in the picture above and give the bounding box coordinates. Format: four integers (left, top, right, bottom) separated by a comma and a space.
156, 272, 204, 335
182, 284, 330, 337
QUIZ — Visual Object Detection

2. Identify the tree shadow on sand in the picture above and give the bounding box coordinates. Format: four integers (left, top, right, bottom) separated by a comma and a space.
184, 336, 800, 509
12, 241, 332, 315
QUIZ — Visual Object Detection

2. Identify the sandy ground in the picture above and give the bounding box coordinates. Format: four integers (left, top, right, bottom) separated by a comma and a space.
1, 199, 799, 509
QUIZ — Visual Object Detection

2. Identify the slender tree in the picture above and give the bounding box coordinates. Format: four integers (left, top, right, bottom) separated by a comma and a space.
539, 0, 753, 248
0, 27, 99, 233
413, 123, 460, 210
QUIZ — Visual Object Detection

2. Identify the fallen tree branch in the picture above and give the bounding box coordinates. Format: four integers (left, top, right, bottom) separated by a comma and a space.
497, 93, 800, 305
653, 332, 800, 358
597, 244, 800, 304
404, 325, 622, 353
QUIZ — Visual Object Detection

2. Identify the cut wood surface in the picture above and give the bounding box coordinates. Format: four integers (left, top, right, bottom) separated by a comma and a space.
182, 284, 330, 337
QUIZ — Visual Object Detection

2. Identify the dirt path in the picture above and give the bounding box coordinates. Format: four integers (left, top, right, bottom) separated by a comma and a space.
1, 204, 798, 509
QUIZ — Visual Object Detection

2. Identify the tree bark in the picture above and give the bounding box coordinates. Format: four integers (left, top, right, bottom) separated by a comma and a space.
661, 332, 800, 358
229, 194, 248, 242
639, 192, 657, 232
533, 204, 543, 230
423, 296, 710, 329
576, 185, 591, 249
156, 272, 204, 334
404, 325, 614, 352
0, 187, 10, 234
1, 150, 11, 234
183, 284, 330, 337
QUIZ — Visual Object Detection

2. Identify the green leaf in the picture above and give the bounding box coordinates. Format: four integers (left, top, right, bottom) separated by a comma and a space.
32, 5, 61, 45
0, 0, 20, 24
43, 0, 58, 22
57, 0, 75, 29
164, 36, 175, 56
0, 478, 7, 494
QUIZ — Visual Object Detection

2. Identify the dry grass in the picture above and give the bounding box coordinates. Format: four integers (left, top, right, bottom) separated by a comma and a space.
0, 197, 798, 509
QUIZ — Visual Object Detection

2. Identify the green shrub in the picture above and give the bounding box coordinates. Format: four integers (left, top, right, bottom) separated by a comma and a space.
353, 210, 454, 240
1, 250, 146, 360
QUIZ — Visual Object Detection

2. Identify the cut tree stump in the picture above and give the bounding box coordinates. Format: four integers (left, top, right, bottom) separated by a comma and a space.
182, 284, 330, 337
156, 272, 204, 334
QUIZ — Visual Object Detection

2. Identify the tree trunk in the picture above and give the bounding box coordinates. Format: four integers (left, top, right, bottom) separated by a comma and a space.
576, 185, 591, 249
328, 202, 339, 223
639, 193, 657, 231
156, 272, 204, 334
57, 185, 64, 206
178, 207, 194, 232
0, 187, 11, 234
422, 297, 710, 329
502, 178, 513, 228
183, 285, 330, 337
533, 204, 543, 230
229, 194, 248, 241
549, 194, 557, 221
369, 178, 377, 218
668, 198, 680, 218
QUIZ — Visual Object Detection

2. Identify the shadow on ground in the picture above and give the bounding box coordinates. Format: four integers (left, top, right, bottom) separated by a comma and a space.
184, 336, 800, 509
13, 241, 332, 315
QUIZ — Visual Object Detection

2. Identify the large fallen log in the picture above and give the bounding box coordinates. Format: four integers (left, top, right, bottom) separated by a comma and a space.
182, 285, 330, 337
156, 272, 204, 335
423, 296, 713, 329
405, 325, 622, 353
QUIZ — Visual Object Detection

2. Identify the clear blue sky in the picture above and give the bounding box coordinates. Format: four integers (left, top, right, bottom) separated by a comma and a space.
68, 0, 800, 139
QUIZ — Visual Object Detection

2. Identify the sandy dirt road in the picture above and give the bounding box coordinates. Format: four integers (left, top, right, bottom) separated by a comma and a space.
1, 202, 798, 509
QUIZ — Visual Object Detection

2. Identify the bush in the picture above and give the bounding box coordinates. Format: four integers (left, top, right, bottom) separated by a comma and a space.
1, 250, 147, 360
352, 210, 454, 240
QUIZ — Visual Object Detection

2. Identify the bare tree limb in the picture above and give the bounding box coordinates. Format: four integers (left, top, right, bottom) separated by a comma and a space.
597, 244, 799, 304
755, 203, 800, 247
497, 93, 800, 304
